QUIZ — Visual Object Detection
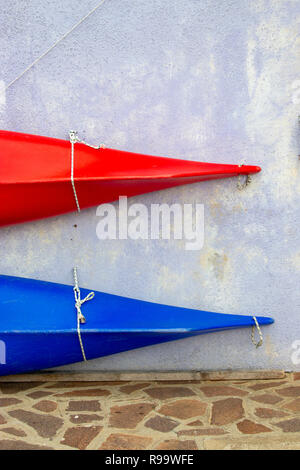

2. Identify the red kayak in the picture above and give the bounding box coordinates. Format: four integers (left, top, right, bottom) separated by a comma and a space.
0, 130, 261, 227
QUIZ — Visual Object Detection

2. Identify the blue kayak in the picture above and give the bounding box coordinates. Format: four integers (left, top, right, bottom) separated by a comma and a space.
0, 274, 274, 376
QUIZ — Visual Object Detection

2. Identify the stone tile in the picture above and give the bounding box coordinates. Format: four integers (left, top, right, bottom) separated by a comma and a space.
158, 380, 202, 384
281, 398, 300, 412
109, 403, 154, 429
27, 391, 53, 399
276, 386, 300, 398
0, 383, 43, 394
0, 439, 54, 450
211, 398, 244, 426
233, 381, 250, 384
119, 383, 150, 394
187, 420, 203, 426
70, 414, 103, 424
9, 409, 64, 438
254, 408, 289, 419
145, 415, 178, 432
200, 386, 248, 397
158, 399, 207, 420
250, 394, 283, 405
177, 428, 226, 436
204, 436, 300, 450
33, 400, 58, 413
237, 419, 272, 434
55, 388, 111, 397
61, 426, 102, 450
145, 387, 195, 400
1, 427, 27, 437
247, 381, 287, 391
0, 414, 7, 424
0, 398, 22, 407
99, 433, 152, 450
46, 382, 121, 388
66, 400, 101, 412
155, 439, 198, 450
91, 382, 126, 385
275, 418, 300, 433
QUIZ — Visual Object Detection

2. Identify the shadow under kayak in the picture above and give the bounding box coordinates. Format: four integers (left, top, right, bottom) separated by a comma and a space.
0, 130, 261, 226
0, 274, 274, 376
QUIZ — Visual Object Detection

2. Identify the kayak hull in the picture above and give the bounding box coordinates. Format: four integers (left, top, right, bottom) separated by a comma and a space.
0, 130, 261, 226
0, 274, 273, 376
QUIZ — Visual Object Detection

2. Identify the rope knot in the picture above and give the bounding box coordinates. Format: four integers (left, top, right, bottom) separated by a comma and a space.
69, 130, 106, 213
73, 268, 94, 324
73, 286, 95, 324
69, 130, 79, 144
73, 267, 95, 361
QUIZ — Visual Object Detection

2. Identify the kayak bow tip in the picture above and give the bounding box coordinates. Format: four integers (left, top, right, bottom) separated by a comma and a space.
255, 315, 274, 326
238, 164, 261, 175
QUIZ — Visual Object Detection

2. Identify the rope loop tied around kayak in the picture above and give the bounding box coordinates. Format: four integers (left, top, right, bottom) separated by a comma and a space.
73, 267, 95, 361
237, 164, 252, 190
251, 316, 263, 348
69, 130, 106, 213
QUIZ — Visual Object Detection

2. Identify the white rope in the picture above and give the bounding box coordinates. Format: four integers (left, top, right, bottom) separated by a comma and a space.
69, 130, 105, 212
73, 267, 95, 361
1, 0, 106, 94
70, 131, 81, 212
251, 316, 263, 348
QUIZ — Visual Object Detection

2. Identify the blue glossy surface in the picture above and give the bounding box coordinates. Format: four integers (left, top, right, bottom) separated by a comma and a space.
0, 275, 273, 375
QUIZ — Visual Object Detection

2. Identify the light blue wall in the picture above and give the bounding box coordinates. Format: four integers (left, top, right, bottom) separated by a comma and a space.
1, 0, 299, 371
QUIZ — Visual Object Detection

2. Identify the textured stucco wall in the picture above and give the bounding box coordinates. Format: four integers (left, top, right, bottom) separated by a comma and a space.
1, 0, 299, 371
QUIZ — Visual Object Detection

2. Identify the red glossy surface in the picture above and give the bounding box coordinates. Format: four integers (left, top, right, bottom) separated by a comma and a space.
0, 130, 261, 226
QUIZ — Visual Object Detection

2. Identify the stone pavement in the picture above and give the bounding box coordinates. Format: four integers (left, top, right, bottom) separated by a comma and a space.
0, 373, 299, 450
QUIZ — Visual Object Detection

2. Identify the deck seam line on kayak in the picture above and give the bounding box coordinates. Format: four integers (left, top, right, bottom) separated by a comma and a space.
0, 172, 258, 184
1, 0, 106, 94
